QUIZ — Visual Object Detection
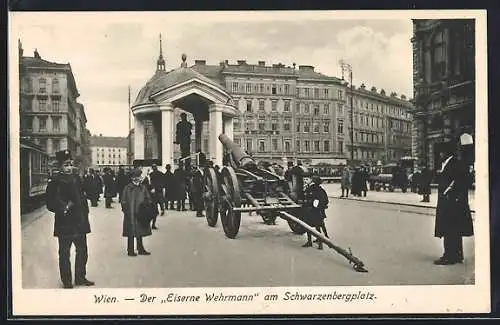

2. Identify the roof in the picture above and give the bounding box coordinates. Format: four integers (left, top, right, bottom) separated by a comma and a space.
90, 136, 128, 148
133, 66, 227, 107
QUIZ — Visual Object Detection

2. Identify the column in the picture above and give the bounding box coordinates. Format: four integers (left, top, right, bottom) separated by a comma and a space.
209, 104, 223, 166
151, 117, 160, 159
161, 104, 175, 169
223, 115, 234, 140
134, 115, 145, 160
194, 118, 203, 152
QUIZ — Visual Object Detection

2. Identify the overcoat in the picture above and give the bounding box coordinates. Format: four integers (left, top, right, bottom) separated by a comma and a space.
435, 156, 474, 238
173, 167, 188, 200
303, 183, 329, 228
83, 173, 100, 200
103, 173, 115, 198
46, 173, 91, 237
163, 171, 175, 200
341, 169, 351, 188
120, 182, 153, 238
116, 171, 129, 198
418, 168, 432, 195
190, 168, 205, 210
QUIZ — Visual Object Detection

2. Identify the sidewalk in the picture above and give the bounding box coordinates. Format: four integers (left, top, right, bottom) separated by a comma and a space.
322, 183, 475, 212
21, 206, 49, 229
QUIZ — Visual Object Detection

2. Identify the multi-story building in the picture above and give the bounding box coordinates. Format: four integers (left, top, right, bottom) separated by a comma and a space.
89, 135, 128, 169
344, 83, 413, 164
18, 42, 90, 167
411, 19, 475, 170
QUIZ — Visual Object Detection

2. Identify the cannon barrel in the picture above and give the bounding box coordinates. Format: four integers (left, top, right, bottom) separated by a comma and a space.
218, 133, 256, 169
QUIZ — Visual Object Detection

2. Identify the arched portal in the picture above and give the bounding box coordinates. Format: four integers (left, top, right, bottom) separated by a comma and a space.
131, 55, 238, 169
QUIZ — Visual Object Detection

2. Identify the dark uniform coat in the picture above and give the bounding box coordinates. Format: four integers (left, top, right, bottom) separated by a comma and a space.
120, 182, 153, 238
190, 168, 205, 211
163, 170, 175, 201
103, 173, 115, 198
435, 156, 474, 238
173, 167, 188, 200
116, 170, 129, 198
83, 173, 100, 200
303, 183, 329, 227
419, 168, 432, 195
46, 173, 91, 237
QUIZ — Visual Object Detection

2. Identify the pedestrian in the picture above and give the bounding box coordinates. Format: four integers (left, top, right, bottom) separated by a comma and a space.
290, 160, 305, 201
103, 169, 115, 209
120, 168, 153, 257
351, 167, 361, 196
149, 164, 166, 217
173, 160, 188, 211
302, 175, 329, 250
116, 166, 129, 203
83, 168, 100, 207
434, 138, 474, 265
419, 163, 432, 203
360, 166, 369, 197
45, 150, 94, 289
411, 168, 421, 193
191, 163, 206, 218
163, 164, 175, 210
340, 163, 351, 198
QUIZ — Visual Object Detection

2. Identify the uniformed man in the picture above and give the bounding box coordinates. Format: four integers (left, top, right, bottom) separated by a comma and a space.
83, 168, 100, 207
45, 150, 94, 289
302, 175, 329, 250
175, 112, 193, 159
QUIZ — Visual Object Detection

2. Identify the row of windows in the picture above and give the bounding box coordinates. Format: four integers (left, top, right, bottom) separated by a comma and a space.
348, 96, 411, 119
22, 99, 61, 112
22, 116, 62, 132
230, 82, 292, 95
23, 77, 60, 94
236, 138, 336, 154
96, 160, 127, 165
234, 119, 333, 133
239, 99, 341, 116
95, 147, 126, 152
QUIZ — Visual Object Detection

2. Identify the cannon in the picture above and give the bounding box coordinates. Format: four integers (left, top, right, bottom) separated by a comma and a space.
202, 134, 368, 273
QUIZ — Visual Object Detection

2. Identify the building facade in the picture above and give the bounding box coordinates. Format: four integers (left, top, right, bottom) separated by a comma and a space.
18, 42, 91, 168
90, 135, 128, 168
411, 19, 475, 170
344, 84, 413, 165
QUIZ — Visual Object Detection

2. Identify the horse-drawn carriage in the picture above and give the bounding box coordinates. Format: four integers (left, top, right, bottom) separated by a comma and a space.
200, 134, 368, 272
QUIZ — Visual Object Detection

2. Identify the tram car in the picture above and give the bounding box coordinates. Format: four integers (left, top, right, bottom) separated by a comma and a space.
20, 138, 50, 213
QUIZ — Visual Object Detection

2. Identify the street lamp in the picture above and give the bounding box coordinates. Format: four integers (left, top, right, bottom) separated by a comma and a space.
339, 60, 354, 163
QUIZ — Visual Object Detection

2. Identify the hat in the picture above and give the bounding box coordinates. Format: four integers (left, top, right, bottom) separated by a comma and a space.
130, 168, 142, 178
55, 150, 72, 164
311, 175, 322, 185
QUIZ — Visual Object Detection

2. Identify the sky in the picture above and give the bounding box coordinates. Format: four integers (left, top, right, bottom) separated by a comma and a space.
12, 11, 414, 137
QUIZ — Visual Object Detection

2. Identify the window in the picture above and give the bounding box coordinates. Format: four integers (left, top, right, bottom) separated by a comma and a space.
258, 118, 266, 131
271, 100, 277, 111
246, 100, 252, 112
52, 78, 60, 93
321, 140, 329, 152
296, 121, 301, 133
39, 99, 47, 111
337, 120, 344, 134
313, 122, 319, 133
24, 77, 33, 93
323, 103, 330, 115
246, 84, 252, 93
296, 140, 301, 152
272, 139, 278, 151
313, 105, 320, 115
337, 103, 343, 115
246, 139, 252, 152
304, 140, 310, 152
234, 118, 241, 130
361, 133, 365, 142
284, 84, 290, 94
272, 85, 277, 95
259, 140, 265, 152
323, 121, 330, 133
259, 100, 265, 111
304, 104, 310, 114
314, 140, 320, 152
432, 30, 447, 81
324, 88, 329, 98
39, 78, 47, 93
278, 85, 283, 94
271, 119, 278, 131
338, 141, 343, 153
52, 117, 60, 132
39, 116, 47, 131
295, 103, 300, 113
337, 90, 343, 100
284, 141, 291, 152
371, 117, 374, 127
284, 100, 290, 112
304, 122, 310, 133
24, 116, 33, 131
52, 100, 60, 112
254, 84, 259, 93
260, 84, 264, 93
314, 88, 319, 99
232, 82, 238, 92
53, 139, 60, 152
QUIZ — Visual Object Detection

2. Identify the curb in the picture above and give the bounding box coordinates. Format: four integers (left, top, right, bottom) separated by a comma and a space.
330, 196, 476, 214
21, 206, 49, 229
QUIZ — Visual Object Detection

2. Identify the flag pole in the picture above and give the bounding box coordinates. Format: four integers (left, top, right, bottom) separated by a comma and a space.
128, 85, 131, 165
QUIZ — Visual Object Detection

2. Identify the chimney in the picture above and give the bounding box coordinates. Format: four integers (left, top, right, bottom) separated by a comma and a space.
360, 83, 366, 90
401, 94, 407, 100
371, 86, 377, 92
237, 60, 246, 65
380, 89, 386, 96
194, 60, 206, 66
258, 61, 265, 66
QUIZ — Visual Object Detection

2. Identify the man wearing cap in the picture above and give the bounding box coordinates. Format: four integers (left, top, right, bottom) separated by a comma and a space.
302, 175, 329, 250
175, 112, 193, 159
163, 164, 175, 210
45, 150, 94, 288
149, 164, 165, 220
434, 138, 474, 265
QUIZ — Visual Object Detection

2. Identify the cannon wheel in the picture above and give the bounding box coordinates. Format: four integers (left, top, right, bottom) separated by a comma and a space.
287, 209, 307, 235
203, 167, 219, 227
220, 166, 241, 239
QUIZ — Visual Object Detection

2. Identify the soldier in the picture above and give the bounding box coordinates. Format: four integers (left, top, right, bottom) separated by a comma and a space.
302, 175, 329, 250
83, 168, 100, 207
45, 150, 94, 289
163, 164, 175, 210
175, 112, 193, 159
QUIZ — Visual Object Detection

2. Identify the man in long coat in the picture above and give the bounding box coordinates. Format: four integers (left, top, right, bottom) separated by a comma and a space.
163, 164, 175, 210
419, 163, 432, 202
434, 140, 474, 265
116, 167, 129, 203
149, 164, 166, 217
340, 164, 351, 197
103, 169, 115, 208
45, 150, 94, 288
173, 161, 188, 211
121, 168, 153, 256
175, 112, 193, 159
302, 176, 329, 250
83, 168, 100, 207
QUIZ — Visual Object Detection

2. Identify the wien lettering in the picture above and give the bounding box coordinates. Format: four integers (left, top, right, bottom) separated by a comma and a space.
205, 292, 258, 302
283, 291, 376, 302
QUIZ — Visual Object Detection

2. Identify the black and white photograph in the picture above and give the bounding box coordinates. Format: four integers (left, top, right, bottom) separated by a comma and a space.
9, 10, 490, 315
